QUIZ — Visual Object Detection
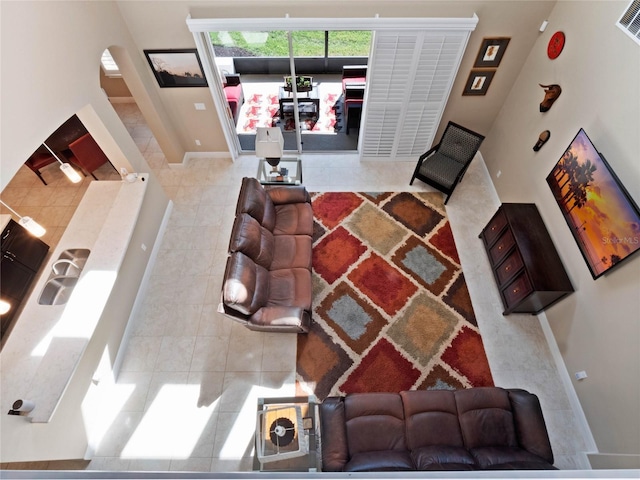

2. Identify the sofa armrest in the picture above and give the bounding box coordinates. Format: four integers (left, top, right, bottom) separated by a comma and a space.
320, 397, 350, 471
267, 185, 311, 205
507, 389, 554, 465
249, 305, 310, 333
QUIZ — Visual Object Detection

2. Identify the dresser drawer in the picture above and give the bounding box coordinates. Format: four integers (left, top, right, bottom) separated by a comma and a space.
496, 249, 524, 286
483, 209, 507, 246
489, 229, 515, 265
502, 273, 533, 309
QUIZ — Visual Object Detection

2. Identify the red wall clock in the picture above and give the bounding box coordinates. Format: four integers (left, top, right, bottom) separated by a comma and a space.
547, 31, 565, 59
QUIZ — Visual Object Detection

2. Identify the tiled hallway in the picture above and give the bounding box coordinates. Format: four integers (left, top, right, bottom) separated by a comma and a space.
2, 103, 590, 473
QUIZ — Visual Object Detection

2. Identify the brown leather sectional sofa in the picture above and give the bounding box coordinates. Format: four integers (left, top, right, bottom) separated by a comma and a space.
219, 177, 313, 333
320, 387, 557, 471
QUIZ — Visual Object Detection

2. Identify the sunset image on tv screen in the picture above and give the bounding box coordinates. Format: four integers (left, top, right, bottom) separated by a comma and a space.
546, 129, 640, 278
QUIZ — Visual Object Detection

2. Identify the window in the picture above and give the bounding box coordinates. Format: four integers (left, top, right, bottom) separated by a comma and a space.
100, 49, 121, 77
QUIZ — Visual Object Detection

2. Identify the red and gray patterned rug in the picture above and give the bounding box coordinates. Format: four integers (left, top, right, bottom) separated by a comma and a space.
296, 191, 494, 400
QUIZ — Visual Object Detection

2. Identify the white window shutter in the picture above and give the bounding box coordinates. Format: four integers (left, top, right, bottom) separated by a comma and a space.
361, 30, 469, 161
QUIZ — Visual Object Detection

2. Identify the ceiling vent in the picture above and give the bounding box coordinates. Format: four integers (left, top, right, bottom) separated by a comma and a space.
617, 0, 640, 45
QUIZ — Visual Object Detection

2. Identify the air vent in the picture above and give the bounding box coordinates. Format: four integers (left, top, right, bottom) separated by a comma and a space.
617, 0, 640, 45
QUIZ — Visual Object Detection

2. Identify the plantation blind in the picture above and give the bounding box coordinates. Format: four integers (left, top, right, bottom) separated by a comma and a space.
361, 30, 470, 160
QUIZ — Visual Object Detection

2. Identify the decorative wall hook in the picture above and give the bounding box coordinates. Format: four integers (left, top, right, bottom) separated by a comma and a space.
534, 130, 551, 151
539, 84, 561, 112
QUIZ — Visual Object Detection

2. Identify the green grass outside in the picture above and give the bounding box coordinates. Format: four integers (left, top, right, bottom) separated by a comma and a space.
210, 30, 371, 57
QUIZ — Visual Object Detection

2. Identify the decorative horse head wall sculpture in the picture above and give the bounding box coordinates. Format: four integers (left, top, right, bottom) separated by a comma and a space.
539, 84, 562, 112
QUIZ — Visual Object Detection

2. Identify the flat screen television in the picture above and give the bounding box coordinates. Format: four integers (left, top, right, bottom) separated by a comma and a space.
546, 128, 640, 279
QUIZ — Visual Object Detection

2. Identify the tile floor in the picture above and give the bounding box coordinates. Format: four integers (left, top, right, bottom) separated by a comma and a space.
0, 102, 590, 473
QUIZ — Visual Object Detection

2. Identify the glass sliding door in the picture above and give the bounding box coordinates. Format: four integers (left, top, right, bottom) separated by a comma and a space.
208, 28, 370, 154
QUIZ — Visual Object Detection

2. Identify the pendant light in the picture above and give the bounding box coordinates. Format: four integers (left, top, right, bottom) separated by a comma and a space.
43, 143, 82, 183
0, 200, 46, 237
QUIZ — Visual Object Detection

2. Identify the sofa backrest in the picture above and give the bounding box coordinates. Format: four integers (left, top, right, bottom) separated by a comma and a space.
228, 213, 274, 269
454, 387, 519, 449
344, 393, 407, 455
236, 177, 276, 231
400, 390, 466, 449
222, 251, 269, 316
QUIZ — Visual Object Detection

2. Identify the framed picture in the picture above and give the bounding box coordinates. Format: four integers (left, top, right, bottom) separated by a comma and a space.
144, 49, 208, 88
462, 69, 496, 96
546, 129, 640, 279
474, 37, 510, 68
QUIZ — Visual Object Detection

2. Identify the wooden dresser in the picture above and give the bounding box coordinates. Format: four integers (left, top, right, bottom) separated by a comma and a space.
479, 203, 573, 315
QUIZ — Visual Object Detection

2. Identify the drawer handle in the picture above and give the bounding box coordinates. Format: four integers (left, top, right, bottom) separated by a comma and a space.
505, 265, 511, 272
491, 226, 496, 231
513, 287, 519, 294
498, 245, 503, 250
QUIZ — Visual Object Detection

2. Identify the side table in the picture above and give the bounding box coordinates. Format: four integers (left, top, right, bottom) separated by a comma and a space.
253, 395, 319, 472
257, 158, 302, 186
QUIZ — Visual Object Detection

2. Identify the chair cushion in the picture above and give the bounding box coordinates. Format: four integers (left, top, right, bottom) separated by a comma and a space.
224, 84, 243, 103
437, 124, 484, 163
228, 213, 274, 269
222, 252, 270, 316
418, 152, 465, 189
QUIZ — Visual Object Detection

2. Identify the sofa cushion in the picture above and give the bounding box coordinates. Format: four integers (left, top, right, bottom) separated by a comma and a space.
470, 446, 556, 470
273, 203, 314, 236
455, 387, 518, 450
344, 393, 407, 455
268, 268, 312, 311
236, 177, 276, 231
222, 252, 269, 316
272, 234, 312, 270
345, 451, 414, 472
411, 446, 476, 471
228, 213, 274, 269
401, 390, 465, 449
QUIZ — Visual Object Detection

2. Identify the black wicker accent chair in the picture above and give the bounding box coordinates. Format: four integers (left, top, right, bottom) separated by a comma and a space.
410, 121, 485, 204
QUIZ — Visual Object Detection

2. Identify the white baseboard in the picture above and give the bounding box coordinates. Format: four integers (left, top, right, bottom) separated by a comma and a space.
176, 151, 232, 168
539, 312, 599, 458
111, 200, 173, 376
107, 96, 135, 104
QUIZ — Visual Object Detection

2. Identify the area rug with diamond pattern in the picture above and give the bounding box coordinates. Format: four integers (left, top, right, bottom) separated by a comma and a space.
296, 191, 494, 400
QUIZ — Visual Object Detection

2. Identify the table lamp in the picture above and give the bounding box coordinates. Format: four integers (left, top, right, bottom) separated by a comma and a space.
256, 127, 284, 171
256, 404, 308, 464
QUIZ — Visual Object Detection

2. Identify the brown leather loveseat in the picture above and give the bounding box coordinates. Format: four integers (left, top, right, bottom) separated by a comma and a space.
219, 177, 313, 333
320, 387, 556, 471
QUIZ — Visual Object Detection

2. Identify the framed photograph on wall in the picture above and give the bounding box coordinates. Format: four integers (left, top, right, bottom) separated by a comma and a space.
474, 37, 510, 68
546, 128, 640, 279
144, 49, 208, 88
462, 69, 496, 96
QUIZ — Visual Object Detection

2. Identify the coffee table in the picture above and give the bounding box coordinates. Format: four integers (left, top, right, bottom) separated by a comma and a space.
257, 158, 302, 186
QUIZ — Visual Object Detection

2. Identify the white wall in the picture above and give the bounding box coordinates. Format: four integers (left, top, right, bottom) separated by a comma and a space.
0, 0, 170, 461
481, 1, 640, 467
116, 0, 556, 156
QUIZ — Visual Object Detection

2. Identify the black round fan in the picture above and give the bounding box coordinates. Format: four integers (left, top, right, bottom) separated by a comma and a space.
269, 417, 295, 447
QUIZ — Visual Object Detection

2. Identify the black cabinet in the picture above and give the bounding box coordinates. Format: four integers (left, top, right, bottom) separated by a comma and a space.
1, 219, 49, 340
479, 203, 573, 315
